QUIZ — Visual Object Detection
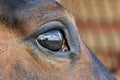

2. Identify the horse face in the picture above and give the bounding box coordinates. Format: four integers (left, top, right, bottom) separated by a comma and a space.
0, 0, 116, 80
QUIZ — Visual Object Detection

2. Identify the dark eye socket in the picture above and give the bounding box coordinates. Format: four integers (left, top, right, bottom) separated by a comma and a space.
37, 30, 69, 52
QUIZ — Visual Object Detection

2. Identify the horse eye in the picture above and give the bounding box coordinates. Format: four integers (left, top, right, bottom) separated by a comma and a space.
37, 30, 69, 51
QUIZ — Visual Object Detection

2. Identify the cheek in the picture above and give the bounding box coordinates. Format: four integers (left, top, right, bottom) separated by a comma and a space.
0, 25, 22, 54
0, 43, 45, 79
0, 25, 42, 78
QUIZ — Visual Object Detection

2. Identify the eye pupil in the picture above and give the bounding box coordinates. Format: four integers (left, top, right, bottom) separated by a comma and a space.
37, 30, 64, 51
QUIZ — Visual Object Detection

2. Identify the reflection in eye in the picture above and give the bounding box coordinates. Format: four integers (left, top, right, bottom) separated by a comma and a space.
37, 30, 69, 52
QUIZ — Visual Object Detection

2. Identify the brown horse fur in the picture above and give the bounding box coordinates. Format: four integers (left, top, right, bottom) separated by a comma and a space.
0, 0, 116, 80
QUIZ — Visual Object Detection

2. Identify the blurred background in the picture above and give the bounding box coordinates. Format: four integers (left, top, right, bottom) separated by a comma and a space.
60, 0, 120, 79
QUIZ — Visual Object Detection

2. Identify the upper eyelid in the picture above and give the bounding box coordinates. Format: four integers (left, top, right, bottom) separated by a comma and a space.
29, 21, 68, 39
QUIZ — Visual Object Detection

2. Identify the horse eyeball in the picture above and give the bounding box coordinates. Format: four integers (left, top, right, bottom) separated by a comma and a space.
37, 30, 64, 51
